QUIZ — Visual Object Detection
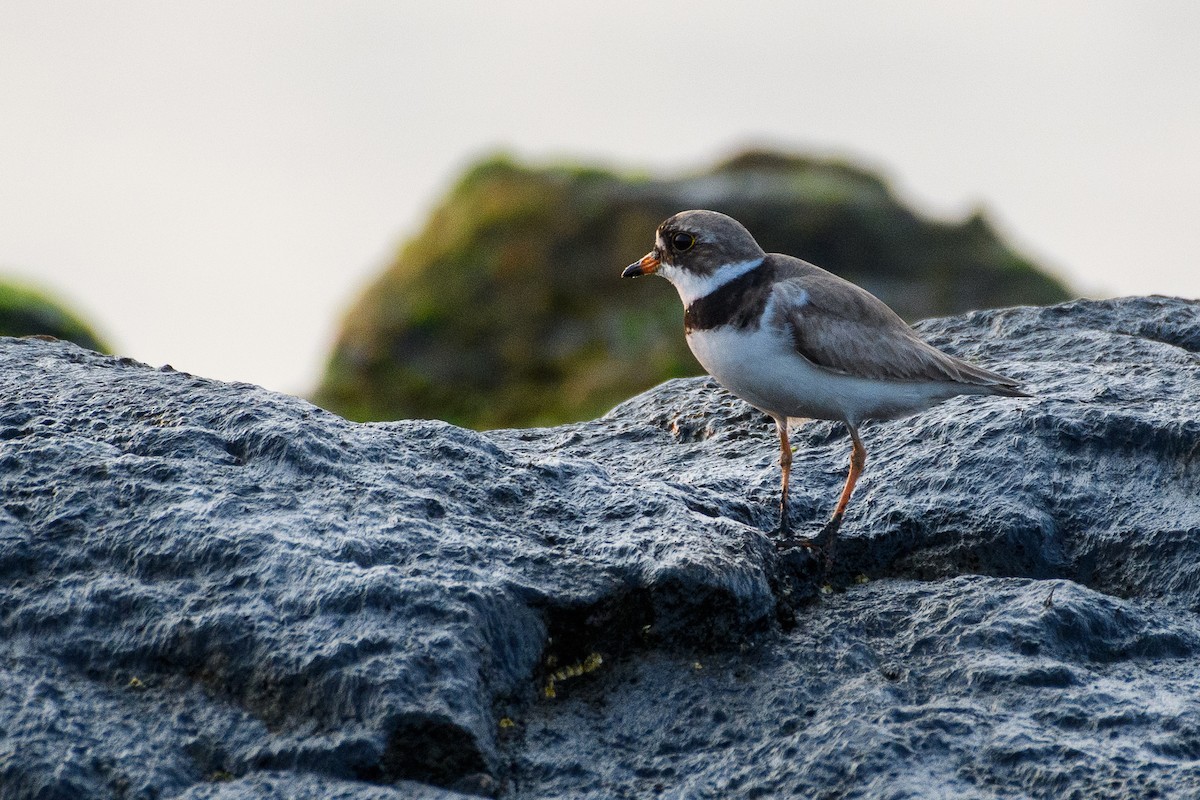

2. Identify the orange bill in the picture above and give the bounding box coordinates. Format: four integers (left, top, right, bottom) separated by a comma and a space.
622, 252, 660, 278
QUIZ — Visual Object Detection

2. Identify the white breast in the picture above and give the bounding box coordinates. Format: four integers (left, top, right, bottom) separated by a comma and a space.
685, 296, 966, 425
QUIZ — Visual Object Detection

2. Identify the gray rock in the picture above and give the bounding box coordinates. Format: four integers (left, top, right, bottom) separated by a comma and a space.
1, 296, 1198, 799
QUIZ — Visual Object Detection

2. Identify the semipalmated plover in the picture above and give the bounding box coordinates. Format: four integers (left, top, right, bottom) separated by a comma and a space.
623, 210, 1028, 557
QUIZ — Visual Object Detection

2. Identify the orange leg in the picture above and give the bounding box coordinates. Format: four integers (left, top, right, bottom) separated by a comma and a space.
775, 417, 793, 532
823, 424, 866, 548
774, 422, 866, 566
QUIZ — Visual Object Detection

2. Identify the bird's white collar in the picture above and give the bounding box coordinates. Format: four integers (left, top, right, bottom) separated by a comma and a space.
662, 257, 765, 306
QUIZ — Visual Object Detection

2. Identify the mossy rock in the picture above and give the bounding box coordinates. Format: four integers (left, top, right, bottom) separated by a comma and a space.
315, 150, 1070, 429
0, 280, 108, 353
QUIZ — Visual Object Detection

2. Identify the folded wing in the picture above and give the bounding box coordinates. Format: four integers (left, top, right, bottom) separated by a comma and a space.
767, 254, 1027, 395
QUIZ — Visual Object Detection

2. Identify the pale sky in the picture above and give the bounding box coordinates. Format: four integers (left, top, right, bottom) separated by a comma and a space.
2, 2, 1198, 396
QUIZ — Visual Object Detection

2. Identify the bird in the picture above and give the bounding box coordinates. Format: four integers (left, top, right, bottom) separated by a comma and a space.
622, 210, 1028, 559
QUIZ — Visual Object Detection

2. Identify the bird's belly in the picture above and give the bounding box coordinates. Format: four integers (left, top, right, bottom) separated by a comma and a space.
686, 326, 952, 423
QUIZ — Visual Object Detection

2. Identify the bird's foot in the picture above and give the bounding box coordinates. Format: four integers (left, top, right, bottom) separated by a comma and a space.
773, 528, 829, 575
815, 515, 843, 550
773, 530, 819, 551
772, 529, 832, 589
774, 515, 842, 570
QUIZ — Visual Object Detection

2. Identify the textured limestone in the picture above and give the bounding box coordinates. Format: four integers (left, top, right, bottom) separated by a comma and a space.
2, 296, 1198, 799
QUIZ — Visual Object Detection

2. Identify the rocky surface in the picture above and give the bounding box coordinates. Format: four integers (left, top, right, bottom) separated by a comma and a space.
2, 295, 1199, 799
314, 150, 1070, 427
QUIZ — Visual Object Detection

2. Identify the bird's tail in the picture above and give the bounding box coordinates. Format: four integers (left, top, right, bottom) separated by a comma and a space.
984, 381, 1031, 398
951, 359, 1030, 397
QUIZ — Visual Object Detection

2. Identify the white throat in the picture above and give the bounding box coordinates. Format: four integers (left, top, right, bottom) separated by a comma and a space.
662, 257, 765, 306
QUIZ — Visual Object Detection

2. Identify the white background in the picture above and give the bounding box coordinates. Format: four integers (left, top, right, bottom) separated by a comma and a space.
2, 1, 1197, 395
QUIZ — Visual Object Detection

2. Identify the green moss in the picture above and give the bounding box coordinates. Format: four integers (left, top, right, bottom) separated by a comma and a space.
313, 149, 1071, 429
0, 279, 108, 352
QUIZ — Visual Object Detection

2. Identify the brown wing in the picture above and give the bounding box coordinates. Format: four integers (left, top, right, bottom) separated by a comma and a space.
767, 254, 1025, 392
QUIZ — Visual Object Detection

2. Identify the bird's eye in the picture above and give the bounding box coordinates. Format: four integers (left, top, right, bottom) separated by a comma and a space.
671, 232, 695, 251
